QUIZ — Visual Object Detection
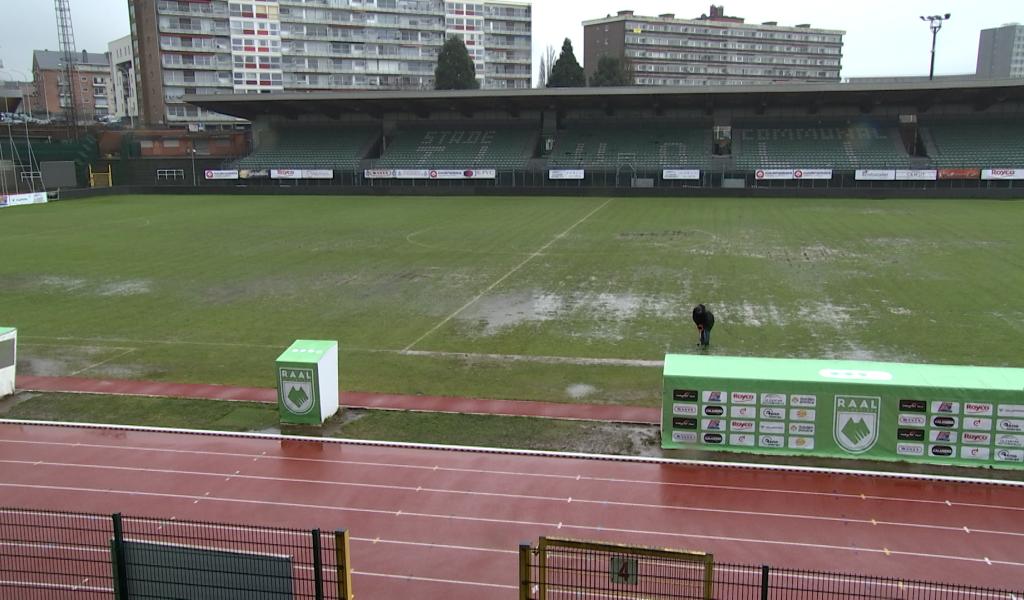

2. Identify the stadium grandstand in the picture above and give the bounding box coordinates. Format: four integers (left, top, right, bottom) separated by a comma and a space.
176, 80, 1024, 193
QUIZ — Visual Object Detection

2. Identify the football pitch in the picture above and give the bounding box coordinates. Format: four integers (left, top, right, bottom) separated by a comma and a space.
3, 194, 1022, 407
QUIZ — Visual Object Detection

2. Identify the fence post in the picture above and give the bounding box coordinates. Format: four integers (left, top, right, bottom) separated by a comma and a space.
335, 529, 353, 600
761, 565, 770, 600
518, 543, 531, 600
111, 513, 130, 600
312, 528, 324, 600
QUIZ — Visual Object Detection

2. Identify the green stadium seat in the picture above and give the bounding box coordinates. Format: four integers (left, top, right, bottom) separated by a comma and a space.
732, 121, 911, 169
375, 125, 536, 169
235, 125, 378, 170
547, 123, 711, 170
923, 120, 1024, 168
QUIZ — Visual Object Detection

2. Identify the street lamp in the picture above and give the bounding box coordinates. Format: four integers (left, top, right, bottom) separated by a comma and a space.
920, 13, 952, 81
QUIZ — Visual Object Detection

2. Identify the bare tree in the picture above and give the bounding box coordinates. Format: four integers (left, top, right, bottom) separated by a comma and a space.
544, 44, 556, 83
537, 56, 547, 88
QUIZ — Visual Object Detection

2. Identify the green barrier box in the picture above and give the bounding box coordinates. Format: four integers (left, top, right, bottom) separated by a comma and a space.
0, 327, 15, 398
276, 340, 339, 426
662, 355, 1024, 469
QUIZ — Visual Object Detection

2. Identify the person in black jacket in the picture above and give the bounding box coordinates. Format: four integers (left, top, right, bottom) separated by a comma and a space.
692, 304, 715, 347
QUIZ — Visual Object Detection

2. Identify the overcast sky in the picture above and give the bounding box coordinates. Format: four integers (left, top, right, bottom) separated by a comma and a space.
1, 1, 1021, 84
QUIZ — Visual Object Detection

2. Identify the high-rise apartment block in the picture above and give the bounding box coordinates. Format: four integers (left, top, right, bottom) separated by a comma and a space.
583, 5, 843, 87
977, 24, 1024, 79
108, 35, 140, 123
129, 0, 531, 129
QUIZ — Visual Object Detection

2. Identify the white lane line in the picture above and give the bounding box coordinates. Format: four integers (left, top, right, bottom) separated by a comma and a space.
4, 482, 1024, 570
352, 571, 516, 590
68, 348, 137, 377
0, 579, 113, 593
0, 541, 106, 555
3, 434, 1022, 511
3, 459, 1021, 538
402, 198, 613, 352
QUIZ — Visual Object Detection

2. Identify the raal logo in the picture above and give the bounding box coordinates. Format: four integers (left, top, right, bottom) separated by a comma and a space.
279, 368, 315, 415
834, 396, 881, 454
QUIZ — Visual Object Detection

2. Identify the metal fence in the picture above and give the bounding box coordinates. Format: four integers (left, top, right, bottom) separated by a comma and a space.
0, 507, 353, 599
519, 537, 1023, 600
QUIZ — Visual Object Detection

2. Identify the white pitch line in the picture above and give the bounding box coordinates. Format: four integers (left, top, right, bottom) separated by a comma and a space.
402, 198, 613, 352
4, 482, 1023, 569
4, 459, 1021, 539
68, 348, 137, 377
0, 579, 113, 594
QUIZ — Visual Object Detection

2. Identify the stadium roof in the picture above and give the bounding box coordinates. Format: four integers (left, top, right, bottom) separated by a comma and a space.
33, 50, 109, 70
185, 80, 1024, 120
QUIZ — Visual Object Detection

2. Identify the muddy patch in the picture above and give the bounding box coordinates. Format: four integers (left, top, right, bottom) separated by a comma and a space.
717, 301, 858, 329
566, 383, 598, 399
13, 276, 153, 297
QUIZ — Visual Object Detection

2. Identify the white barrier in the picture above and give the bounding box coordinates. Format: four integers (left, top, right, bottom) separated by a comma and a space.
0, 192, 48, 208
549, 169, 585, 180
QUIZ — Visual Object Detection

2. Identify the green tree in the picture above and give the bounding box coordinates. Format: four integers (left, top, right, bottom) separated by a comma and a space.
547, 38, 585, 88
434, 35, 480, 90
589, 55, 633, 87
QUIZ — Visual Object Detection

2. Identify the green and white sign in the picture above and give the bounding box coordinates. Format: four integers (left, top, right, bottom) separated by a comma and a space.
275, 340, 339, 425
662, 355, 1024, 470
0, 327, 16, 398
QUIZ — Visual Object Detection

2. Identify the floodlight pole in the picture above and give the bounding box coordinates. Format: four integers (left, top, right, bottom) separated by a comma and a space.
920, 14, 951, 80
190, 147, 197, 186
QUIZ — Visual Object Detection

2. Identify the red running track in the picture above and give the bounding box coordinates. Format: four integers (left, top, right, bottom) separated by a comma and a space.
1, 422, 1024, 598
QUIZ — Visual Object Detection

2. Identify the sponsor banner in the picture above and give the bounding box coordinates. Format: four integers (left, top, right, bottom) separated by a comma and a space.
788, 436, 815, 451
754, 168, 833, 180
702, 433, 725, 445
759, 435, 785, 449
730, 405, 756, 419
759, 422, 786, 435
760, 407, 786, 421
897, 428, 925, 441
672, 431, 698, 444
239, 169, 270, 180
204, 169, 239, 180
761, 393, 787, 406
931, 416, 958, 429
364, 169, 394, 179
702, 391, 726, 403
982, 168, 1024, 180
662, 169, 701, 180
897, 443, 925, 457
790, 395, 817, 407
729, 434, 756, 447
730, 420, 756, 432
930, 430, 957, 444
549, 169, 585, 180
672, 418, 698, 430
702, 405, 726, 417
855, 169, 896, 181
899, 399, 927, 412
899, 414, 928, 427
996, 434, 1024, 447
1, 192, 48, 207
929, 445, 956, 457
964, 403, 993, 416
963, 418, 993, 432
997, 419, 1024, 433
702, 419, 726, 431
672, 403, 698, 416
895, 169, 937, 181
789, 408, 816, 422
303, 169, 335, 180
930, 401, 960, 415
996, 449, 1024, 463
961, 446, 991, 461
375, 169, 497, 180
673, 389, 698, 402
998, 405, 1024, 418
938, 168, 980, 180
961, 432, 992, 446
789, 423, 816, 436
731, 392, 756, 405
271, 169, 303, 180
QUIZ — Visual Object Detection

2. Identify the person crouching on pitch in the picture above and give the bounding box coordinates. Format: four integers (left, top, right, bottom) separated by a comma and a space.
692, 304, 715, 347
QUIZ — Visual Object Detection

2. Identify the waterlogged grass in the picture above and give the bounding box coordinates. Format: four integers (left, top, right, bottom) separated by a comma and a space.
3, 194, 1023, 406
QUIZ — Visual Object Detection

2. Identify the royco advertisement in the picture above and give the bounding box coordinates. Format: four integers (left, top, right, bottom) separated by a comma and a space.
662, 355, 1024, 469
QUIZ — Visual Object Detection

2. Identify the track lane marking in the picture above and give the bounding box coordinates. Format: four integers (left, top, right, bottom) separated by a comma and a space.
2, 436, 1021, 512
2, 459, 1021, 538
402, 199, 613, 352
3, 482, 1024, 569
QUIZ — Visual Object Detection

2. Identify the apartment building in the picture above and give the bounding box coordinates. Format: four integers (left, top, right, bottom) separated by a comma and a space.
32, 50, 112, 122
977, 23, 1024, 79
583, 5, 844, 87
109, 35, 140, 123
130, 0, 532, 129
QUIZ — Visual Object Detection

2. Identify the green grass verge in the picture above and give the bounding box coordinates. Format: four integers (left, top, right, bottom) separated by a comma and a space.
4, 194, 1023, 405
